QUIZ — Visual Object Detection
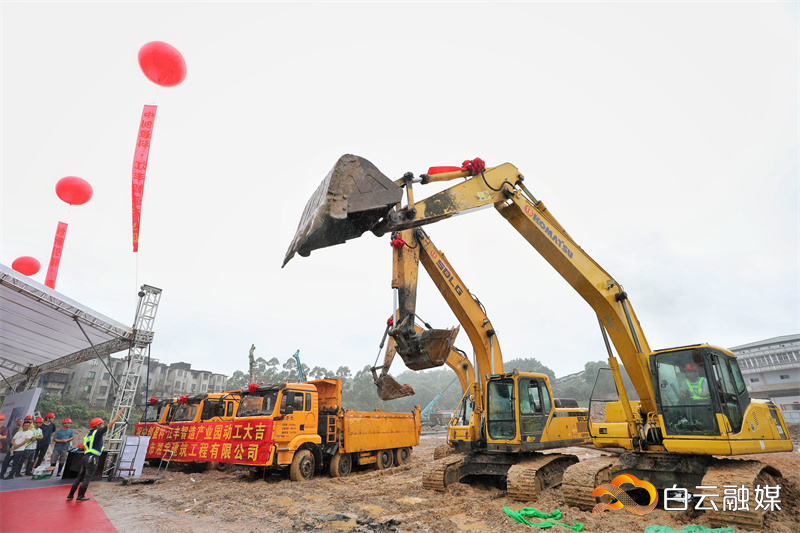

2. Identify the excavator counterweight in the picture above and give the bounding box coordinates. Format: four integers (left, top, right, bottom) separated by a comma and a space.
283, 154, 402, 266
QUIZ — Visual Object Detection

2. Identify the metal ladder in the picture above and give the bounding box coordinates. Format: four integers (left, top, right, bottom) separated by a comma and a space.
102, 284, 162, 479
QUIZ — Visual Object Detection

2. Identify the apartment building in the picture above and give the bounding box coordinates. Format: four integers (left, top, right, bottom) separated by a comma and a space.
59, 357, 229, 409
730, 334, 800, 423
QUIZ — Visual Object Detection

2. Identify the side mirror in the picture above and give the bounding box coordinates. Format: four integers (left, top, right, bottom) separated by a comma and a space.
282, 405, 294, 415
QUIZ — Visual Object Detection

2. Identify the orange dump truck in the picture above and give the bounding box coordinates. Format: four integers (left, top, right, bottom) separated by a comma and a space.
235, 378, 421, 480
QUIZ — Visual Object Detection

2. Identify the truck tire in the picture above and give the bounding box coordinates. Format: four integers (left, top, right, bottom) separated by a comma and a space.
393, 447, 412, 466
290, 449, 315, 481
375, 449, 393, 470
329, 453, 352, 478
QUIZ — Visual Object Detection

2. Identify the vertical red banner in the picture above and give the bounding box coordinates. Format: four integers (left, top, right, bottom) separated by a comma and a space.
132, 104, 157, 252
44, 222, 68, 289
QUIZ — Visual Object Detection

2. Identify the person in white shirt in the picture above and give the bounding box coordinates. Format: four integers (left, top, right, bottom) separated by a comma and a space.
4, 420, 34, 479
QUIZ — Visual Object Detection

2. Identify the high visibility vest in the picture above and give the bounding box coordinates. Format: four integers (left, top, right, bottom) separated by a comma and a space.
685, 377, 706, 399
25, 428, 42, 450
84, 429, 102, 456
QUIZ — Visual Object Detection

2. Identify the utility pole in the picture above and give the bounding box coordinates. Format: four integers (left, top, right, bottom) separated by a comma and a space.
249, 344, 256, 384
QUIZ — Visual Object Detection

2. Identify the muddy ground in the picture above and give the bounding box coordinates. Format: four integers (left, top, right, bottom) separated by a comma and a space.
90, 426, 800, 533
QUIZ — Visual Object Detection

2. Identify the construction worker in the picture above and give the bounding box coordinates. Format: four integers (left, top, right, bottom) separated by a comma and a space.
33, 412, 57, 468
67, 409, 123, 501
0, 413, 7, 456
679, 363, 709, 400
4, 419, 34, 479
23, 417, 44, 475
50, 419, 74, 476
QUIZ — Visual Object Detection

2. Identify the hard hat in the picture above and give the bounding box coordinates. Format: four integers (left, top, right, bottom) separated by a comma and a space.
63, 418, 72, 424
24, 415, 33, 421
34, 417, 44, 423
45, 413, 55, 418
0, 414, 5, 420
684, 363, 699, 371
90, 417, 104, 428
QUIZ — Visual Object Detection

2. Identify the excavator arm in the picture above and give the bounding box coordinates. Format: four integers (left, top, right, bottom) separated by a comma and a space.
284, 155, 656, 416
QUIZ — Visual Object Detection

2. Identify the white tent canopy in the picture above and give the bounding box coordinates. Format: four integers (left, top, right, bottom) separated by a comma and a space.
0, 263, 133, 389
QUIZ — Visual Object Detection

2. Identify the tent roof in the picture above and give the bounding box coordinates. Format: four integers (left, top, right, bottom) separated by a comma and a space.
0, 263, 133, 388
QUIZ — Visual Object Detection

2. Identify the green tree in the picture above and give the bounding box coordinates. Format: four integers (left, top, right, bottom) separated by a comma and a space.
502, 357, 556, 381
37, 393, 112, 429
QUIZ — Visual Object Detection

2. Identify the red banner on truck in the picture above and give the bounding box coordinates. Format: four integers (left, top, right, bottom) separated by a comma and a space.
135, 418, 274, 465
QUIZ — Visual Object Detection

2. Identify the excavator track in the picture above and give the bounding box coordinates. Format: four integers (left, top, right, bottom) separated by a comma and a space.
506, 454, 579, 501
562, 456, 622, 510
422, 454, 467, 491
698, 459, 783, 532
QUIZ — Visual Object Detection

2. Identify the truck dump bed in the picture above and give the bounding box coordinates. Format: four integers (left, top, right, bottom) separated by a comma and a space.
342, 409, 421, 453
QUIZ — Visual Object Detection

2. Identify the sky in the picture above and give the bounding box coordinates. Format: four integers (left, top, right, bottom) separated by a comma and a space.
1, 2, 798, 383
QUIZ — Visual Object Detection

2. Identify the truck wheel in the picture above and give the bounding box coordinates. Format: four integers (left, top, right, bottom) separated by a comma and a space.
290, 449, 315, 481
375, 449, 393, 470
393, 447, 412, 466
329, 453, 352, 478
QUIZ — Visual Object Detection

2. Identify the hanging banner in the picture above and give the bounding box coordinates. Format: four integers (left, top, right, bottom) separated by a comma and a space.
134, 418, 274, 466
44, 222, 68, 289
132, 104, 157, 252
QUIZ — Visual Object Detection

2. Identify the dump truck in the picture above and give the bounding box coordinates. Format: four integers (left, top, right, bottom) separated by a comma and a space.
134, 391, 242, 465
234, 378, 421, 480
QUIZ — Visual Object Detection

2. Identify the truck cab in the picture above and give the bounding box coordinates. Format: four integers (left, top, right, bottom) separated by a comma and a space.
236, 382, 321, 469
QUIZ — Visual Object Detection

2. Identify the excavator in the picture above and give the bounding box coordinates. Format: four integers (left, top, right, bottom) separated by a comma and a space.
284, 155, 793, 529
344, 225, 591, 498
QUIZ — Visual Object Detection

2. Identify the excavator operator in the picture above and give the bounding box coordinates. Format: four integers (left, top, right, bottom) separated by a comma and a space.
679, 363, 709, 400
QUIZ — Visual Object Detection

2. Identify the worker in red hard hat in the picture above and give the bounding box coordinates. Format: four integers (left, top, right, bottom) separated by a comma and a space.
67, 408, 124, 501
680, 362, 709, 400
0, 413, 7, 458
3, 419, 35, 479
50, 418, 74, 476
20, 418, 45, 475
33, 412, 57, 469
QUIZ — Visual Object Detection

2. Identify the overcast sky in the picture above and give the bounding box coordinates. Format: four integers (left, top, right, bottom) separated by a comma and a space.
1, 2, 798, 384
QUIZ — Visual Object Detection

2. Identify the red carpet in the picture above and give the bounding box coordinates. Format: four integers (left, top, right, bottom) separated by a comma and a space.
0, 485, 117, 532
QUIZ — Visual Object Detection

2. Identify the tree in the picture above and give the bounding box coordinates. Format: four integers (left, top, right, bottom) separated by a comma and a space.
503, 357, 556, 381
38, 393, 113, 430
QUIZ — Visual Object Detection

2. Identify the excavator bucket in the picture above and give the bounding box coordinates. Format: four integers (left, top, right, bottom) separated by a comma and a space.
283, 154, 403, 266
374, 374, 416, 401
392, 326, 461, 371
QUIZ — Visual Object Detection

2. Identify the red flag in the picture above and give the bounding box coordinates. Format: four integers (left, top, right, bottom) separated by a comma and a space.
132, 105, 157, 252
45, 222, 68, 289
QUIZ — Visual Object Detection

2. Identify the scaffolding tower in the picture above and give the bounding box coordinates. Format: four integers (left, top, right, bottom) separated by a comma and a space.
102, 284, 162, 479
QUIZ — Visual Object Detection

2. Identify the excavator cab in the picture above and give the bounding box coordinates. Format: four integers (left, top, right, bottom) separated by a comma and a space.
653, 346, 753, 438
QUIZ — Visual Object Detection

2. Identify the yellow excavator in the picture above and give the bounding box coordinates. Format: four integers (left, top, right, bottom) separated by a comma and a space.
382, 227, 590, 498
284, 155, 793, 529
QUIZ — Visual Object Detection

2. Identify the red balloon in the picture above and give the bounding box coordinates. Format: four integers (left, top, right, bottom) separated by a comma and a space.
55, 176, 93, 205
138, 41, 187, 87
12, 256, 41, 276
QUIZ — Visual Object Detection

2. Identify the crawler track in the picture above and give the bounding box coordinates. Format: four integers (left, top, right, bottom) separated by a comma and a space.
506, 454, 579, 501
422, 454, 466, 491
698, 459, 783, 532
562, 456, 622, 510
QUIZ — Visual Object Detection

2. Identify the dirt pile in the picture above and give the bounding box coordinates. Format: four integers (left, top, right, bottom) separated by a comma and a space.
89, 431, 799, 533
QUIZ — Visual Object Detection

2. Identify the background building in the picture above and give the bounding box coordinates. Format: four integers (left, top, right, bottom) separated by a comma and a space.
3, 357, 229, 410
730, 334, 800, 423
